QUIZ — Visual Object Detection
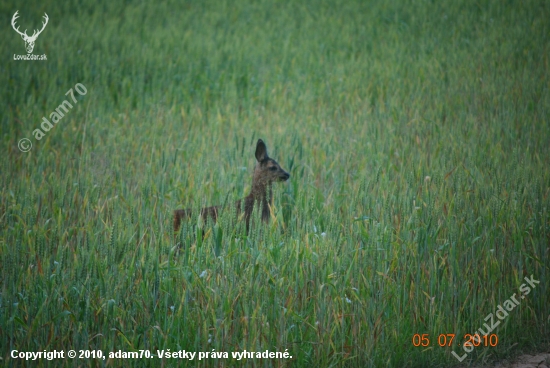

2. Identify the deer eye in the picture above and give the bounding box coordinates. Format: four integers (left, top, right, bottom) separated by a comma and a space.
269, 166, 277, 171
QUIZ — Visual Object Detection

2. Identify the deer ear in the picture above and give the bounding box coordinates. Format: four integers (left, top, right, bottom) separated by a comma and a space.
255, 139, 268, 162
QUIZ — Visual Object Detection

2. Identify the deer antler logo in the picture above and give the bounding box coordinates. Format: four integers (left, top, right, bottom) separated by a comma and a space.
11, 11, 49, 54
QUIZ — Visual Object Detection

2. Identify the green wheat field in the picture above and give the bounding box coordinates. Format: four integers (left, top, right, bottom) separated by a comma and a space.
1, 0, 549, 367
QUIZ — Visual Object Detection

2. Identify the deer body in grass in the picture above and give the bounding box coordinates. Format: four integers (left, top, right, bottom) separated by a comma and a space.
174, 139, 290, 233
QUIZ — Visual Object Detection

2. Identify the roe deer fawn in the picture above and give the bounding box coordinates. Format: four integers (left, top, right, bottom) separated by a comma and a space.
174, 139, 290, 233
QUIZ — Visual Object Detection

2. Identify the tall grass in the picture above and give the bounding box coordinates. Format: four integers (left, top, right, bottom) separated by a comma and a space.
1, 0, 549, 366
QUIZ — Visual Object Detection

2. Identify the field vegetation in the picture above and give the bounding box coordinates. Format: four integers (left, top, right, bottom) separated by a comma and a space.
1, 0, 549, 366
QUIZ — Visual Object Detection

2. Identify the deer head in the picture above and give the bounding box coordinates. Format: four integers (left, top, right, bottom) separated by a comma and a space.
252, 139, 290, 189
11, 11, 49, 54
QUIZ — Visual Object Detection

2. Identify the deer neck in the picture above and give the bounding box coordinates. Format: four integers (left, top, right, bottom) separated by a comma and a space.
246, 178, 271, 223
250, 179, 272, 205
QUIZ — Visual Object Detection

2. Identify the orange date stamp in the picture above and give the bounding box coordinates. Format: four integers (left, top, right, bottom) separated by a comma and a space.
412, 333, 499, 347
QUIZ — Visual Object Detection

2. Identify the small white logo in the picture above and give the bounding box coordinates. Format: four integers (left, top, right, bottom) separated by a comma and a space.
11, 10, 48, 54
